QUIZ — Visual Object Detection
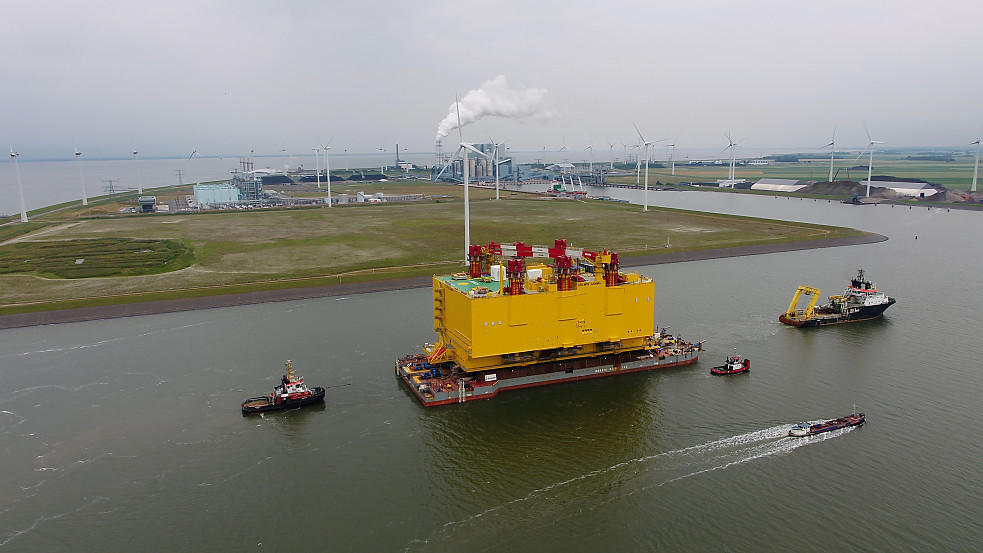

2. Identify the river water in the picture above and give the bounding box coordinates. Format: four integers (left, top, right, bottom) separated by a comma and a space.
1, 190, 981, 551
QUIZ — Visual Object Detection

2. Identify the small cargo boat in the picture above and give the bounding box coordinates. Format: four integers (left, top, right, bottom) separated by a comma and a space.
788, 411, 865, 437
710, 351, 750, 375
241, 360, 325, 414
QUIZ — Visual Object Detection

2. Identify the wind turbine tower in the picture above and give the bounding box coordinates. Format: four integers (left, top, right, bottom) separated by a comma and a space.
133, 150, 143, 194
321, 143, 332, 206
633, 123, 659, 212
821, 128, 836, 182
726, 133, 738, 181
10, 149, 28, 222
857, 126, 883, 198
971, 136, 981, 193
434, 97, 489, 261
75, 148, 88, 206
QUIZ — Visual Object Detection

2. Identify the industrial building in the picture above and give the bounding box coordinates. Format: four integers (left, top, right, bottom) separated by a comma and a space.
232, 158, 264, 201
432, 142, 515, 182
751, 178, 808, 192
193, 184, 241, 206
861, 179, 938, 198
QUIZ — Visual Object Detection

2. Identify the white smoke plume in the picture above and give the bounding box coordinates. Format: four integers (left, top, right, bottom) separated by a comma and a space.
435, 75, 554, 140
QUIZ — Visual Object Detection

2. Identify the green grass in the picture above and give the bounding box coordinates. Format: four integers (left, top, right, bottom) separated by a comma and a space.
608, 153, 982, 191
0, 183, 865, 314
0, 238, 195, 278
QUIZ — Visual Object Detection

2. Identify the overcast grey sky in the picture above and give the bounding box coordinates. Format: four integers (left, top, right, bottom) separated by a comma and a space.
3, 0, 981, 159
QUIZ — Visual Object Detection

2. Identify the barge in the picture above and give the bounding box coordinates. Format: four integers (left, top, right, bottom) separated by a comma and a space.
396, 239, 701, 406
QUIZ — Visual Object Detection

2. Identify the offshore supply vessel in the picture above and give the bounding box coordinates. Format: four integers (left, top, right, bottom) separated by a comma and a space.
779, 269, 896, 327
395, 239, 701, 406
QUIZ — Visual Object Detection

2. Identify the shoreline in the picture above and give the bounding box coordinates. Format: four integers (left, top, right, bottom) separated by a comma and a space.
0, 233, 885, 330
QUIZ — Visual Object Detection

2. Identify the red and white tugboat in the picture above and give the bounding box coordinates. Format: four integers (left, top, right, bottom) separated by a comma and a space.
241, 360, 325, 414
710, 350, 750, 375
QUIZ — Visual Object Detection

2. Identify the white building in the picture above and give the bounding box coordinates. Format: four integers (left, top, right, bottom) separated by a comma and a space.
861, 180, 938, 198
751, 178, 808, 192
194, 183, 240, 205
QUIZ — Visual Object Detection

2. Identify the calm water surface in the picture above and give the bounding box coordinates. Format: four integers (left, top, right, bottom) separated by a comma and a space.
1, 191, 981, 552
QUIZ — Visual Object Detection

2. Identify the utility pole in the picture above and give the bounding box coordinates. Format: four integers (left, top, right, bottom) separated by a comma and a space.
102, 178, 120, 197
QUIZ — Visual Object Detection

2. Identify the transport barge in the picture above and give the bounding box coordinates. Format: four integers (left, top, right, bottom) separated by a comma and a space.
395, 239, 701, 406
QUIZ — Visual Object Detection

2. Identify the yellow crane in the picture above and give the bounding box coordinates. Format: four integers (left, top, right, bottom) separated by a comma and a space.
784, 286, 822, 321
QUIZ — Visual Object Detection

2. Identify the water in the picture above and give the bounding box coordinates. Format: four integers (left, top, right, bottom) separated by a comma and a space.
0, 153, 440, 216
2, 192, 982, 551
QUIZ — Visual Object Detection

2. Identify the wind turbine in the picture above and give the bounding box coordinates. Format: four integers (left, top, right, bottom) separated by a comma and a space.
188, 150, 200, 186
855, 126, 883, 198
133, 150, 143, 194
724, 133, 738, 182
320, 142, 332, 207
10, 149, 27, 222
633, 123, 662, 212
312, 146, 321, 189
75, 148, 88, 206
665, 141, 677, 176
434, 97, 490, 261
607, 141, 615, 170
584, 135, 594, 175
488, 135, 507, 200
970, 135, 981, 193
377, 146, 386, 175
820, 128, 836, 182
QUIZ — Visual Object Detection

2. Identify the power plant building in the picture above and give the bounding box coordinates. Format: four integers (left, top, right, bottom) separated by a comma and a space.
432, 142, 515, 181
193, 184, 240, 205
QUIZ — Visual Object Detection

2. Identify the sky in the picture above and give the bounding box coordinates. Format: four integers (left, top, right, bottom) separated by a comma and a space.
2, 0, 982, 161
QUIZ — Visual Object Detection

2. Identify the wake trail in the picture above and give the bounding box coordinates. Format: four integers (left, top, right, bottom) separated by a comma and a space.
403, 423, 855, 552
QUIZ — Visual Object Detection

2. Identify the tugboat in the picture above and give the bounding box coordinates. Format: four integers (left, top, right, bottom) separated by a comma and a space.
788, 410, 865, 437
780, 269, 896, 327
241, 360, 325, 414
710, 350, 750, 375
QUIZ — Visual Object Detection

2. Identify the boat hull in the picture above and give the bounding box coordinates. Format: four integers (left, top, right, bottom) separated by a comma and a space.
241, 387, 325, 414
780, 300, 895, 327
788, 413, 865, 436
396, 349, 699, 407
710, 366, 749, 375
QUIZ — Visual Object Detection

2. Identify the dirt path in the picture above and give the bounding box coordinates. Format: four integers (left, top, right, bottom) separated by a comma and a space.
0, 223, 81, 246
0, 233, 886, 329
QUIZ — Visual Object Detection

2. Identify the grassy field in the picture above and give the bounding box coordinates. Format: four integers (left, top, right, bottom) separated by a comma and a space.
607, 153, 981, 191
0, 182, 863, 314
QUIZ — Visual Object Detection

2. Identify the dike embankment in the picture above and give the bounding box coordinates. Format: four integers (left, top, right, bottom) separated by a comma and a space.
0, 233, 886, 330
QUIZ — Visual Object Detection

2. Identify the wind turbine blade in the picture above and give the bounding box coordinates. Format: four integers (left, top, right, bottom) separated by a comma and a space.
462, 143, 489, 158
435, 145, 465, 180
864, 123, 872, 144
455, 95, 463, 143
633, 122, 645, 142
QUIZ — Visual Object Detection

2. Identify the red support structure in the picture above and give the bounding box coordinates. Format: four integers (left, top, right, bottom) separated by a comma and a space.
555, 255, 573, 291
468, 244, 482, 278
506, 258, 525, 295
604, 251, 620, 287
